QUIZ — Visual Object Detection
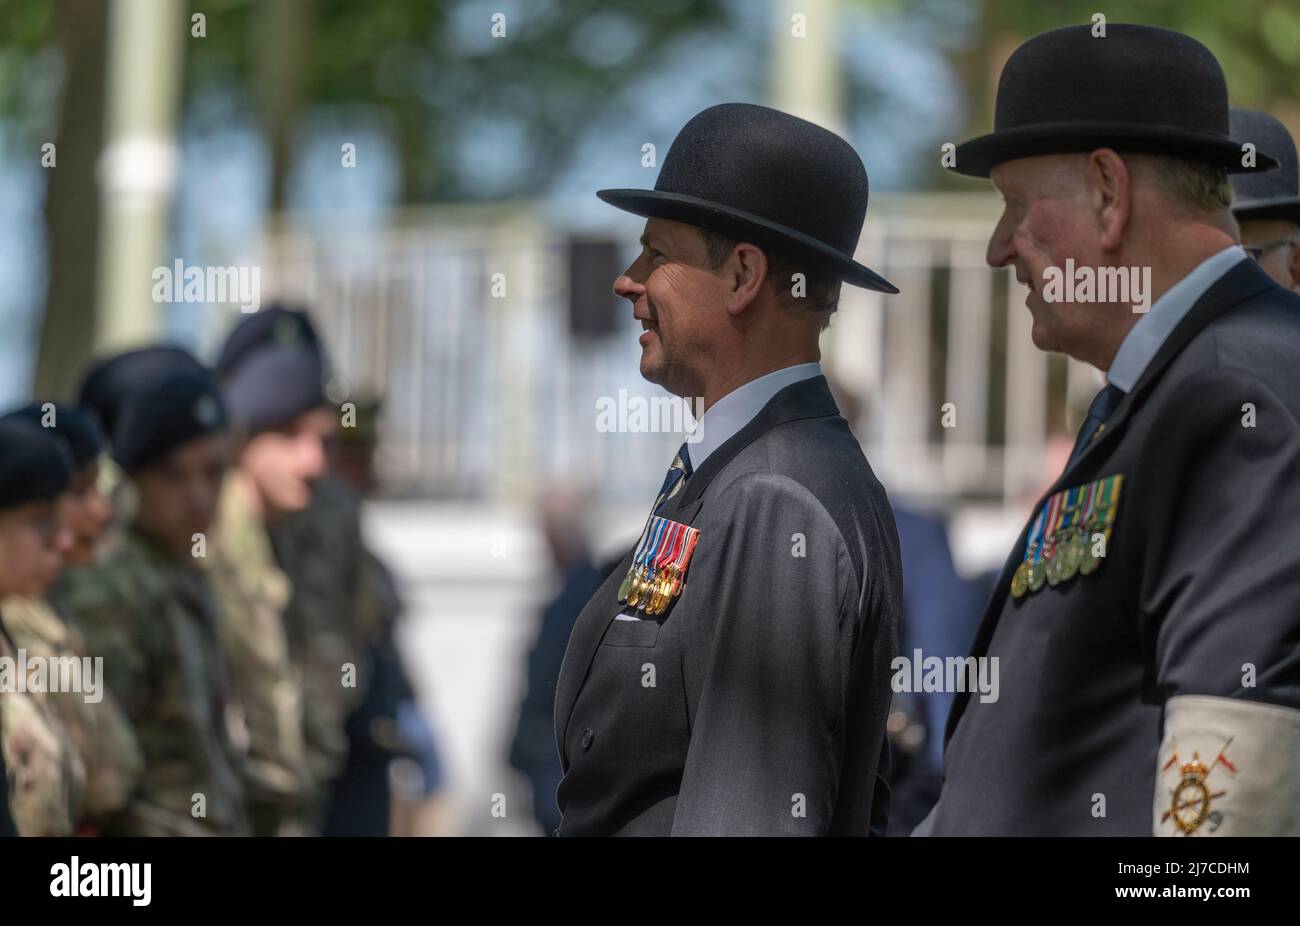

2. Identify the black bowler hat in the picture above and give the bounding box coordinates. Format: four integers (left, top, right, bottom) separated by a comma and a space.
951, 24, 1278, 178
1230, 108, 1300, 225
597, 103, 897, 293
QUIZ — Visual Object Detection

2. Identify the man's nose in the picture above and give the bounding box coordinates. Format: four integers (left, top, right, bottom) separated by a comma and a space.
613, 271, 643, 301
986, 226, 1016, 270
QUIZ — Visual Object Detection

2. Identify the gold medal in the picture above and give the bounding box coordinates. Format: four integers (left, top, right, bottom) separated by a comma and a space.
1010, 561, 1030, 598
1078, 539, 1100, 575
1045, 537, 1063, 586
1027, 560, 1046, 592
628, 568, 649, 608
1060, 531, 1084, 582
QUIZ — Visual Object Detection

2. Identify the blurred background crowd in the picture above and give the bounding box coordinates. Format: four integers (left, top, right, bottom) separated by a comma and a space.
1, 0, 1299, 836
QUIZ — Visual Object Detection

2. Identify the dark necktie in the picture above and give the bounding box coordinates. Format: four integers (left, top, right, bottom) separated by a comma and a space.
1068, 383, 1125, 467
651, 443, 693, 516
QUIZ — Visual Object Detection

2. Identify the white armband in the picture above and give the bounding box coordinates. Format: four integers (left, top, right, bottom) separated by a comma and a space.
1155, 694, 1300, 836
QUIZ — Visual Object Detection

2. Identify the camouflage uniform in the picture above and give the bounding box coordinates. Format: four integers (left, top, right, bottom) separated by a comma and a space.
271, 475, 374, 814
57, 527, 247, 836
1, 593, 142, 830
0, 619, 81, 835
207, 473, 314, 833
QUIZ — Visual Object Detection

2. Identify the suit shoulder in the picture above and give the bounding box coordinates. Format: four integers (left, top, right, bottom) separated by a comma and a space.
1177, 286, 1300, 385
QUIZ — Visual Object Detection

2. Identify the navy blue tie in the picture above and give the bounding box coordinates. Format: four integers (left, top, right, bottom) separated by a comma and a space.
651, 443, 693, 516
1068, 383, 1125, 466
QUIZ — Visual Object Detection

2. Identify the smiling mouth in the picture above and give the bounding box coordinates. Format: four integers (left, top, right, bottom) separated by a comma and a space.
639, 318, 658, 332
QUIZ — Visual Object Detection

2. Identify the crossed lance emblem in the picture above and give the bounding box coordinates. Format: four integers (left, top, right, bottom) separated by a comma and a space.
1160, 738, 1237, 835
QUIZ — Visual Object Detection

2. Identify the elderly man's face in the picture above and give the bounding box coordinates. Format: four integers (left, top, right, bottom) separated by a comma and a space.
1239, 217, 1300, 290
613, 217, 731, 397
987, 155, 1108, 359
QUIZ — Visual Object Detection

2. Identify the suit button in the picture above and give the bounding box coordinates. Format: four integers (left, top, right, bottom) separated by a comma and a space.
581, 728, 594, 752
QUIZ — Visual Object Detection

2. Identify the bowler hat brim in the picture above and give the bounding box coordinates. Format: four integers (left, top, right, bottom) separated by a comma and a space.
1233, 195, 1300, 227
951, 121, 1279, 178
596, 188, 899, 294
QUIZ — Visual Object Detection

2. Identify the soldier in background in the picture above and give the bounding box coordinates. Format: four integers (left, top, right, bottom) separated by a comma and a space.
213, 305, 351, 829
58, 358, 247, 835
1, 403, 142, 833
0, 419, 80, 835
322, 395, 445, 836
74, 345, 205, 551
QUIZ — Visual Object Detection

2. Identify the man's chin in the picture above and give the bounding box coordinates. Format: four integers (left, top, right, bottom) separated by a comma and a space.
638, 353, 666, 386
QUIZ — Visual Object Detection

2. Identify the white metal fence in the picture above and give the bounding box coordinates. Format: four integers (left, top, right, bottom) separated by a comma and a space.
256, 194, 1104, 506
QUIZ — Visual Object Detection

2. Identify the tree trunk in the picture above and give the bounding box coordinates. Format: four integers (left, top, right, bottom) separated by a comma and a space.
33, 0, 109, 399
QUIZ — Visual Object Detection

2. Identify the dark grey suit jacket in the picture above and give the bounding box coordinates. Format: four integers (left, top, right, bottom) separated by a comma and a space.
554, 375, 902, 835
928, 258, 1300, 835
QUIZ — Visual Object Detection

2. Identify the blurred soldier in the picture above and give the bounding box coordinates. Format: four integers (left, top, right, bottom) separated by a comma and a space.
214, 305, 351, 828
925, 25, 1300, 835
1, 403, 142, 833
1229, 108, 1300, 291
206, 457, 314, 835
0, 419, 80, 835
59, 359, 248, 835
74, 345, 203, 548
322, 395, 445, 836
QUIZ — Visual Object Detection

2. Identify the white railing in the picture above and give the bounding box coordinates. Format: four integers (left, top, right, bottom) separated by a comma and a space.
255, 194, 1103, 506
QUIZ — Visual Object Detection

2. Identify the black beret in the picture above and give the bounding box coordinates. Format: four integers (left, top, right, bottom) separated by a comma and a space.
113, 366, 230, 471
77, 346, 203, 443
0, 419, 74, 510
216, 305, 329, 432
1, 403, 105, 468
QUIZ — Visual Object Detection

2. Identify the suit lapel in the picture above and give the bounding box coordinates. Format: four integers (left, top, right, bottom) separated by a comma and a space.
945, 258, 1277, 742
553, 375, 841, 764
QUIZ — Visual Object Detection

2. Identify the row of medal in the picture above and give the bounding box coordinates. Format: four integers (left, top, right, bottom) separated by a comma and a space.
1010, 474, 1124, 598
617, 515, 701, 616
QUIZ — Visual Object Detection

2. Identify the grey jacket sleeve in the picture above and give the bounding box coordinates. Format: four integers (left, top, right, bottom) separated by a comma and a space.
1134, 367, 1300, 710
671, 471, 859, 835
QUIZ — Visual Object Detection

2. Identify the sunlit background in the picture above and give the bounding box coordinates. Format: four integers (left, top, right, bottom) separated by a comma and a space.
3, 0, 1299, 834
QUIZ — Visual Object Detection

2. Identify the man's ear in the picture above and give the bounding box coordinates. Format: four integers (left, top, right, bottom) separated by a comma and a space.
1288, 240, 1300, 293
726, 242, 768, 317
1087, 149, 1132, 252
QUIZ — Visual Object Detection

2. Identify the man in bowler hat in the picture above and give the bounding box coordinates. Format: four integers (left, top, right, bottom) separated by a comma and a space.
554, 102, 904, 835
922, 24, 1300, 835
1230, 108, 1300, 291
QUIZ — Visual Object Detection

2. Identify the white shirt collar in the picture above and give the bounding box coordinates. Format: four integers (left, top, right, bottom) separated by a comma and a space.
1107, 245, 1246, 393
685, 362, 823, 470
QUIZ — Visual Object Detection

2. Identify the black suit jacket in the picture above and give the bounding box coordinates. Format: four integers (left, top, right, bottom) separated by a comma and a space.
929, 258, 1300, 835
554, 375, 903, 835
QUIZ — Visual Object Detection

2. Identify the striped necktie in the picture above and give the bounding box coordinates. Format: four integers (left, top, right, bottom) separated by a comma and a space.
651, 443, 693, 516
1068, 383, 1125, 467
